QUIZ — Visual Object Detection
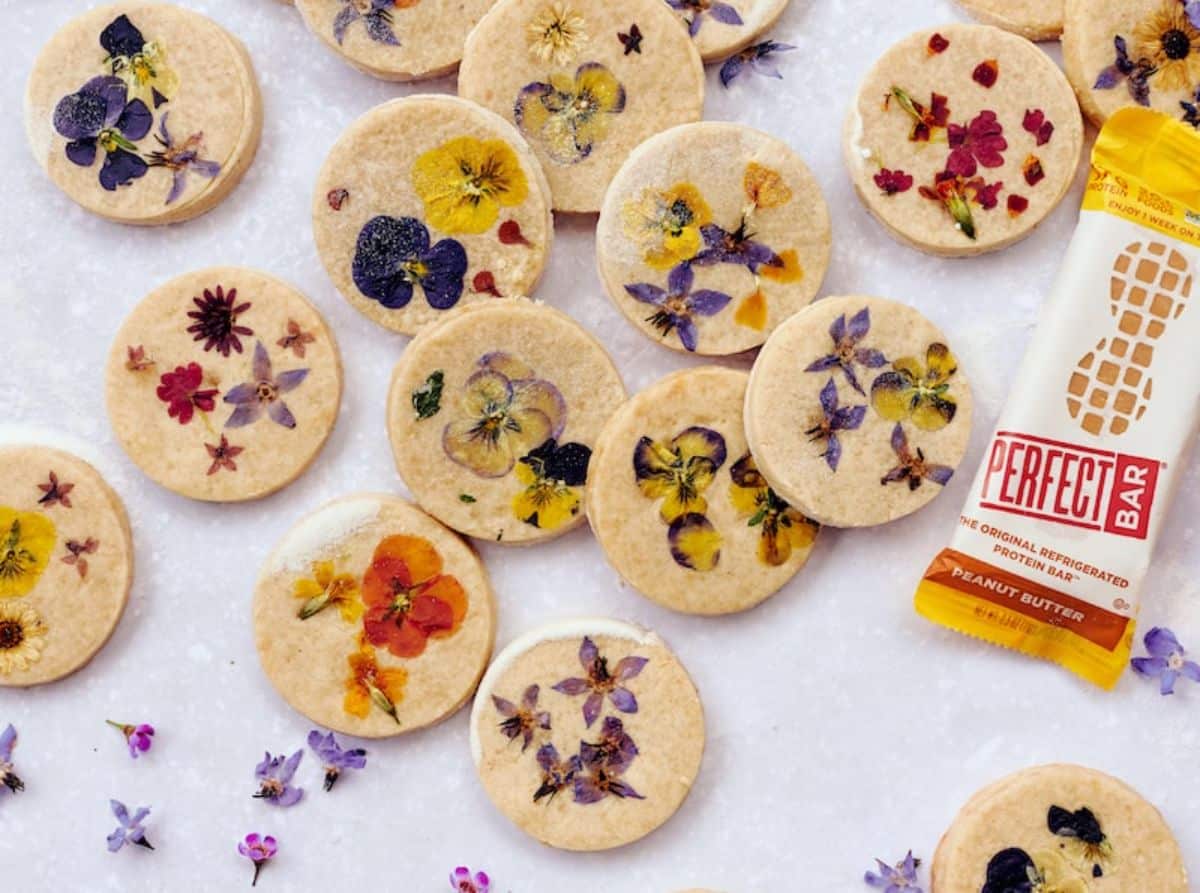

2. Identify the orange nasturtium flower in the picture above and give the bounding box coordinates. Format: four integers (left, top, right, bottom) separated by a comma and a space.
343, 642, 407, 723
361, 535, 468, 659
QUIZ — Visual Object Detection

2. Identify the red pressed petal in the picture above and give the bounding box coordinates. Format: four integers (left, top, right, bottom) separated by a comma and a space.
1023, 155, 1045, 186
972, 59, 999, 88
927, 32, 949, 54
1007, 194, 1029, 216
407, 595, 455, 636
387, 619, 429, 658
362, 608, 393, 647
362, 555, 415, 608
929, 93, 949, 126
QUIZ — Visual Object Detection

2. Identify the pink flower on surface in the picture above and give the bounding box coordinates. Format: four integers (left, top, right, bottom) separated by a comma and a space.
450, 867, 490, 893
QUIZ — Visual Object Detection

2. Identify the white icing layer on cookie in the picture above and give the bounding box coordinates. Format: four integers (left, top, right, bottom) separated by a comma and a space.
267, 497, 382, 575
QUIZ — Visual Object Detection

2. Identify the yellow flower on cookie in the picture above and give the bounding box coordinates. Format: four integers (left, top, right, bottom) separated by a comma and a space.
0, 510, 56, 599
1028, 850, 1090, 893
343, 641, 407, 723
870, 342, 959, 432
744, 162, 792, 210
510, 439, 591, 531
514, 63, 626, 165
1133, 2, 1200, 92
412, 137, 530, 235
101, 15, 179, 106
621, 183, 713, 270
293, 559, 362, 622
633, 427, 727, 523
526, 3, 589, 65
0, 602, 47, 675
728, 453, 818, 566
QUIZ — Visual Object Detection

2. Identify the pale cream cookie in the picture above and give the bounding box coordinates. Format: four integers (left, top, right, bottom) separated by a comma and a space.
744, 295, 973, 527
0, 444, 132, 687
597, 121, 830, 356
25, 3, 261, 225
387, 300, 626, 545
844, 24, 1083, 256
105, 268, 342, 502
312, 95, 553, 336
470, 618, 704, 850
662, 0, 792, 62
458, 0, 705, 213
254, 494, 496, 738
1063, 0, 1200, 127
932, 764, 1189, 892
956, 0, 1064, 42
587, 366, 819, 614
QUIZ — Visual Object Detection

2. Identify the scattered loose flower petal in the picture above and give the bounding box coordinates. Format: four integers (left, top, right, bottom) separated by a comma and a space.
472, 271, 503, 297
0, 724, 23, 795
865, 850, 923, 892
719, 40, 797, 88
1132, 627, 1200, 695
238, 833, 277, 887
1023, 154, 1045, 187
927, 33, 949, 54
327, 188, 349, 210
106, 720, 154, 759
498, 219, 531, 246
1007, 194, 1029, 217
333, 0, 401, 47
667, 0, 743, 36
972, 59, 999, 88
1022, 108, 1055, 146
107, 799, 153, 852
253, 750, 304, 807
888, 86, 949, 142
450, 866, 491, 893
307, 730, 367, 792
553, 636, 647, 727
125, 345, 155, 371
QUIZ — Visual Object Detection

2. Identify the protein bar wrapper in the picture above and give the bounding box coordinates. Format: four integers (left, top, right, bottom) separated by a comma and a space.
915, 108, 1200, 689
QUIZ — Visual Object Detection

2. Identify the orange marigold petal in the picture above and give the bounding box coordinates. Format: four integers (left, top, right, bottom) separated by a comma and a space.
734, 289, 768, 330
343, 687, 370, 718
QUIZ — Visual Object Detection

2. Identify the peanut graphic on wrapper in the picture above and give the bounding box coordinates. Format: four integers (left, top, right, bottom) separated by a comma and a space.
1067, 241, 1192, 436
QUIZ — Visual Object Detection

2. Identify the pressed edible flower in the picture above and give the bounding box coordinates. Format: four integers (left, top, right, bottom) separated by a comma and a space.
238, 833, 277, 887
450, 866, 491, 893
887, 86, 949, 142
927, 33, 950, 54
1048, 805, 1115, 878
107, 800, 154, 852
352, 215, 468, 311
803, 307, 888, 395
719, 40, 796, 88
1131, 627, 1200, 695
361, 535, 467, 659
666, 0, 743, 36
668, 512, 722, 571
1022, 108, 1055, 146
498, 219, 531, 246
1093, 36, 1155, 106
0, 724, 21, 795
125, 345, 155, 371
0, 510, 56, 599
945, 110, 1007, 178
533, 743, 579, 802
205, 436, 244, 476
806, 379, 866, 472
186, 285, 252, 357
633, 426, 727, 522
918, 171, 1003, 241
729, 453, 818, 566
344, 642, 407, 722
293, 560, 362, 621
512, 438, 591, 530
1182, 85, 1200, 126
515, 63, 626, 165
744, 162, 792, 210
106, 720, 154, 759
494, 684, 551, 751
412, 370, 444, 420
1023, 155, 1045, 187
573, 716, 644, 803
307, 729, 367, 791
526, 3, 588, 65
100, 15, 178, 107
145, 113, 220, 206
864, 850, 923, 892
972, 59, 999, 88
870, 343, 959, 432
333, 0, 409, 47
624, 263, 733, 352
0, 602, 47, 674
36, 471, 75, 509
412, 137, 529, 235
276, 320, 316, 359
1007, 194, 1029, 217
253, 750, 304, 807
880, 424, 954, 491
621, 182, 713, 270
618, 23, 643, 55
552, 636, 647, 728
224, 341, 310, 430
53, 77, 151, 191
1133, 2, 1200, 91
691, 220, 782, 273
982, 848, 1088, 893
874, 168, 913, 195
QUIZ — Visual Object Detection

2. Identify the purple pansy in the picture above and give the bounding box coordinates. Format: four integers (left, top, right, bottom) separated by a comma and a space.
450, 866, 491, 893
865, 851, 923, 892
307, 730, 367, 792
1190, 0, 1200, 30
253, 750, 304, 807
804, 308, 888, 394
0, 724, 22, 796
573, 717, 645, 804
624, 263, 732, 352
106, 720, 155, 759
147, 113, 220, 205
239, 833, 277, 887
1093, 36, 1153, 106
223, 341, 309, 430
667, 0, 744, 36
691, 221, 782, 273
806, 379, 867, 472
719, 40, 797, 88
552, 636, 648, 727
880, 424, 954, 491
352, 215, 468, 311
333, 0, 400, 47
493, 684, 552, 752
52, 76, 151, 190
107, 800, 153, 852
1132, 627, 1200, 695
533, 743, 581, 803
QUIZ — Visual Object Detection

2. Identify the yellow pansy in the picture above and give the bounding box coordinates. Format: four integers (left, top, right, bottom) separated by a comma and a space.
511, 461, 580, 531
621, 182, 713, 270
514, 63, 626, 165
293, 559, 363, 622
0, 602, 47, 675
0, 510, 56, 599
728, 454, 818, 566
870, 342, 959, 432
412, 137, 530, 235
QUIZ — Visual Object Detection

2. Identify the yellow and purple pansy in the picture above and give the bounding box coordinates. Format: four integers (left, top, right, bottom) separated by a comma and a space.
351, 215, 469, 311
728, 453, 818, 566
621, 182, 713, 270
624, 264, 733, 352
512, 438, 592, 530
870, 343, 959, 432
633, 426, 726, 522
100, 14, 178, 108
514, 62, 626, 164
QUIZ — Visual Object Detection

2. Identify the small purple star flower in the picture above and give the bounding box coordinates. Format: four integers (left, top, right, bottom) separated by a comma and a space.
573, 716, 645, 804
719, 40, 797, 88
106, 720, 155, 759
804, 307, 888, 394
1132, 627, 1200, 696
865, 850, 923, 892
239, 833, 277, 887
625, 263, 732, 352
147, 113, 221, 206
691, 221, 781, 272
450, 866, 490, 893
224, 341, 309, 430
333, 0, 400, 46
107, 800, 154, 852
553, 636, 648, 728
307, 730, 367, 792
0, 724, 23, 796
493, 684, 552, 752
806, 379, 867, 471
667, 0, 743, 36
253, 750, 304, 807
533, 743, 581, 803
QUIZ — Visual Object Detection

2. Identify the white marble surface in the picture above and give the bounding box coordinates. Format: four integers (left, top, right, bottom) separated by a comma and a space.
2, 1, 1198, 890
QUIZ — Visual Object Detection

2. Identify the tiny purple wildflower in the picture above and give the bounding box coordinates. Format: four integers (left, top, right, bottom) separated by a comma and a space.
806, 379, 867, 472
804, 307, 888, 395
450, 866, 490, 893
307, 730, 367, 792
719, 40, 797, 88
106, 720, 155, 759
865, 850, 923, 892
553, 636, 648, 727
107, 799, 153, 852
238, 833, 277, 886
1132, 627, 1200, 696
253, 750, 304, 807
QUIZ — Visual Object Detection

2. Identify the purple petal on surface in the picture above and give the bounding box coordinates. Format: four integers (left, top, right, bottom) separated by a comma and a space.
364, 11, 400, 45
110, 800, 130, 825
279, 749, 303, 783
268, 400, 297, 429
90, 76, 130, 126
1160, 668, 1179, 696
129, 807, 150, 826
609, 687, 638, 714
624, 283, 667, 305
824, 433, 842, 471
743, 240, 778, 269
1094, 65, 1121, 90
835, 405, 867, 430
718, 55, 745, 88
223, 383, 258, 405
522, 684, 540, 710
54, 91, 107, 140
275, 368, 310, 392
614, 656, 647, 680
890, 423, 907, 454
552, 677, 590, 696
818, 379, 838, 416
804, 354, 840, 373
0, 724, 14, 761
926, 465, 954, 486
579, 636, 598, 668
420, 238, 468, 310
191, 159, 221, 178
749, 58, 783, 79
106, 827, 126, 852
165, 170, 187, 206
536, 743, 559, 771
254, 753, 273, 779
1131, 656, 1167, 678
608, 779, 645, 799
252, 341, 272, 382
332, 5, 358, 44
676, 315, 699, 352
688, 289, 732, 317
708, 2, 744, 24
273, 786, 303, 807
582, 692, 603, 728
1144, 627, 1183, 658
856, 348, 888, 368
225, 404, 262, 428
65, 138, 98, 167
846, 307, 871, 342
843, 363, 864, 396
572, 775, 605, 804
688, 15, 702, 36
98, 148, 147, 191
828, 313, 846, 344
1182, 661, 1200, 683
667, 262, 694, 296
117, 99, 152, 141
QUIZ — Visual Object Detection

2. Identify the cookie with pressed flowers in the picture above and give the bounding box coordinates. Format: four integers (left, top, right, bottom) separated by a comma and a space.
0, 443, 133, 686
470, 618, 703, 850
956, 0, 1064, 42
387, 300, 626, 545
597, 122, 831, 356
293, 0, 498, 80
587, 367, 819, 614
1063, 0, 1200, 127
458, 0, 705, 213
744, 295, 973, 528
312, 95, 553, 336
105, 268, 343, 502
662, 0, 792, 62
932, 765, 1188, 892
25, 3, 262, 225
254, 494, 496, 738
844, 24, 1083, 256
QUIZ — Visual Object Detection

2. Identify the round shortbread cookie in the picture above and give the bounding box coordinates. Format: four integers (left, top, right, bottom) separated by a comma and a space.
844, 24, 1083, 256
294, 0, 497, 81
254, 494, 496, 738
458, 0, 705, 213
744, 295, 973, 528
105, 268, 343, 502
662, 0, 791, 62
587, 367, 819, 614
470, 618, 704, 851
1062, 0, 1200, 127
387, 300, 626, 545
932, 765, 1189, 892
312, 95, 553, 336
0, 444, 132, 687
597, 122, 830, 356
956, 0, 1064, 42
25, 3, 261, 225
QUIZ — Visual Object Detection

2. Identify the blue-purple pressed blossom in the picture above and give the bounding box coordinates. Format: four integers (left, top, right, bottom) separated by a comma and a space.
1093, 36, 1154, 107
352, 215, 468, 311
514, 63, 626, 165
333, 0, 402, 48
146, 113, 220, 205
624, 263, 732, 352
804, 308, 888, 395
493, 683, 551, 751
224, 342, 309, 430
691, 220, 782, 274
864, 850, 923, 892
719, 40, 796, 88
107, 799, 154, 852
0, 723, 22, 796
552, 636, 648, 728
532, 742, 581, 803
573, 716, 645, 803
307, 729, 367, 792
880, 424, 953, 491
1132, 627, 1200, 695
666, 0, 744, 37
807, 379, 866, 472
253, 749, 304, 807
53, 76, 152, 191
